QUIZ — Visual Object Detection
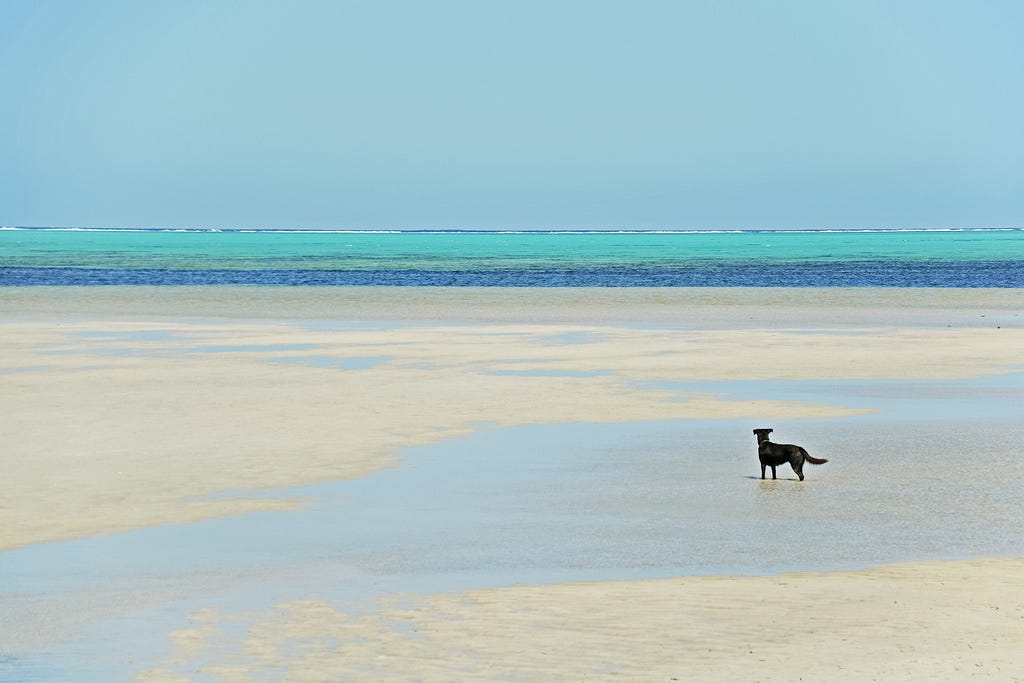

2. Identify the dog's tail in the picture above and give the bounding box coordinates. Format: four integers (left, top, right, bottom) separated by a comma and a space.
802, 449, 828, 465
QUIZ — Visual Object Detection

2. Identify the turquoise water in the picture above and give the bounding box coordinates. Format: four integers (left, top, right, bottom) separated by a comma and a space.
4, 228, 1023, 268
2, 228, 1023, 285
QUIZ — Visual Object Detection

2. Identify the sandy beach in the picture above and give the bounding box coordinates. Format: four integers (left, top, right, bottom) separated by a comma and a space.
3, 286, 1024, 680
135, 557, 1024, 682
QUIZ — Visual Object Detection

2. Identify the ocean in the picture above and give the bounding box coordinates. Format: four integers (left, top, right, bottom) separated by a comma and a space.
2, 227, 1023, 286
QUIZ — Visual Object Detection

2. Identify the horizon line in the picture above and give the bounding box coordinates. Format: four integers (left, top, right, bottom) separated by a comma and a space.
4, 225, 1022, 235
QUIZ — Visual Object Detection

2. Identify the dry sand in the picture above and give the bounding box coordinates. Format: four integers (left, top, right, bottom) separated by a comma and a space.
3, 287, 1024, 681
137, 557, 1024, 682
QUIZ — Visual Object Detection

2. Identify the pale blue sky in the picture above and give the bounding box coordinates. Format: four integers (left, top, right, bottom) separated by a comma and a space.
1, 0, 1021, 230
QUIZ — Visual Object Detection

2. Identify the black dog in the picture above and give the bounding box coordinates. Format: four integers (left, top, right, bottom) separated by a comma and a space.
752, 428, 828, 481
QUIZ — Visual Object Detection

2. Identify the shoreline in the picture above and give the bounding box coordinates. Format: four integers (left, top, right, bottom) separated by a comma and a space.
4, 286, 1024, 680
4, 285, 1024, 327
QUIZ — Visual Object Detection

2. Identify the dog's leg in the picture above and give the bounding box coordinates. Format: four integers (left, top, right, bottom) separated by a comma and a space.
793, 458, 804, 481
761, 463, 766, 479
771, 465, 777, 480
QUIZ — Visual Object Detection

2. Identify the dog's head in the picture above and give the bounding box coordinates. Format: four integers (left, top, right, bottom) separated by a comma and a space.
752, 428, 773, 444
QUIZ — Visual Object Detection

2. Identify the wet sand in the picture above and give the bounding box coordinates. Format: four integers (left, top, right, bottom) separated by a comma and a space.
3, 286, 1024, 680
136, 557, 1024, 682
6, 284, 1024, 328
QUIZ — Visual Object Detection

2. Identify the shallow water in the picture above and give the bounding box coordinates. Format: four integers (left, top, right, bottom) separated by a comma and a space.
3, 372, 1024, 679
